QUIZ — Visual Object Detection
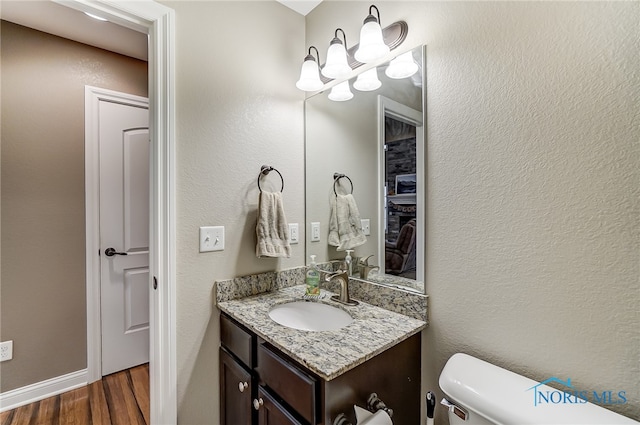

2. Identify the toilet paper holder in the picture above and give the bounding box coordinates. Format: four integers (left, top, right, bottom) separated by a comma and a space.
332, 393, 394, 425
367, 393, 393, 418
332, 414, 351, 425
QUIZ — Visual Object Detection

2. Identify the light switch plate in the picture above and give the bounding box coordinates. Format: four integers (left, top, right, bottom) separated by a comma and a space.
310, 222, 321, 242
288, 223, 299, 244
200, 226, 224, 252
361, 219, 371, 235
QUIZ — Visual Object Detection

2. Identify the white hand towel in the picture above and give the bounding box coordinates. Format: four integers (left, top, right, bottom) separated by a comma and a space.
256, 191, 291, 258
328, 193, 367, 251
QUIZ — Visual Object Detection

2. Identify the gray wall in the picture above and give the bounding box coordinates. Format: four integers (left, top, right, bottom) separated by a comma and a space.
306, 1, 639, 422
158, 2, 306, 423
166, 1, 638, 422
0, 21, 148, 391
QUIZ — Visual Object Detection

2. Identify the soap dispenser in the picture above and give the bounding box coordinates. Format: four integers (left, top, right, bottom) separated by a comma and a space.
305, 255, 320, 296
345, 250, 354, 276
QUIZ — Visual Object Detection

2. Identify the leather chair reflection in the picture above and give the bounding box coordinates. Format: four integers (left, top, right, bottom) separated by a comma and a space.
385, 219, 416, 276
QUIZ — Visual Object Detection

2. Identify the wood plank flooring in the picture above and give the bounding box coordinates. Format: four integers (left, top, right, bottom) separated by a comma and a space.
0, 364, 149, 425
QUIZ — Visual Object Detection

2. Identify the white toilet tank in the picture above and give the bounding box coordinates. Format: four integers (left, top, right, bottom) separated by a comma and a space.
439, 353, 638, 425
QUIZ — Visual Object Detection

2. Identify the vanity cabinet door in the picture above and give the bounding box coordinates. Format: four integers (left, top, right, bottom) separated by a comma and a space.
220, 348, 253, 425
256, 342, 318, 424
256, 387, 304, 425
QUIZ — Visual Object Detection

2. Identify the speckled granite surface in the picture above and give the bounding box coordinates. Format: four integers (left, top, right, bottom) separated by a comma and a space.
217, 285, 426, 381
215, 266, 428, 321
215, 268, 306, 303
346, 279, 428, 321
362, 270, 424, 292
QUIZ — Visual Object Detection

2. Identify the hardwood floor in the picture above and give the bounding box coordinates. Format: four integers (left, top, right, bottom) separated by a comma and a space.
0, 364, 149, 425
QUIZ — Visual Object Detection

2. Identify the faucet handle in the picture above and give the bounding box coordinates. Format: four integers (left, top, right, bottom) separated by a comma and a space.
358, 255, 379, 279
359, 254, 374, 266
325, 269, 347, 282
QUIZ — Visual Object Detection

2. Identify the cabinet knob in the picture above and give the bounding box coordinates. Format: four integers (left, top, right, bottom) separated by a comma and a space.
238, 381, 248, 392
253, 398, 264, 410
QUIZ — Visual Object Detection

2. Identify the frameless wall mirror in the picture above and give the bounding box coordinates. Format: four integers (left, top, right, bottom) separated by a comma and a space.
305, 45, 426, 294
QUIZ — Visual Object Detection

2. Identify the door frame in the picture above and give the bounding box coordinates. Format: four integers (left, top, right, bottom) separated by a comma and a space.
377, 95, 425, 283
85, 85, 149, 378
69, 1, 176, 423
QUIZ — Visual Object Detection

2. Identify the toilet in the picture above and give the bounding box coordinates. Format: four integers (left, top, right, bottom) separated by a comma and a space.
439, 353, 638, 424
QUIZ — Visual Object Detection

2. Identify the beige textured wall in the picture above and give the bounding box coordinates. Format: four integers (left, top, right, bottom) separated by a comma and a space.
0, 21, 148, 392
157, 2, 305, 423
307, 1, 639, 421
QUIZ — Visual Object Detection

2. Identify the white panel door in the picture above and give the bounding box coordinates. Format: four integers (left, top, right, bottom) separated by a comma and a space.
99, 99, 149, 376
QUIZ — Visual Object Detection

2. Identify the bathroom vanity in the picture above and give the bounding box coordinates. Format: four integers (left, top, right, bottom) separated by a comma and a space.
217, 285, 426, 425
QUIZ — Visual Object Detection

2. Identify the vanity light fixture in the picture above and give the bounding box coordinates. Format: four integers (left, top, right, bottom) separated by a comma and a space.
353, 67, 381, 91
328, 81, 354, 102
385, 51, 419, 79
354, 5, 390, 64
296, 46, 324, 92
321, 29, 352, 80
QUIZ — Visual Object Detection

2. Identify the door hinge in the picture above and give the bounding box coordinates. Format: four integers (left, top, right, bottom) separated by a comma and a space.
153, 276, 158, 290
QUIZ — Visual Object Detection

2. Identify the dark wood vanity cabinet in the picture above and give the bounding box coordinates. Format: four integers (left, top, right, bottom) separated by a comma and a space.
220, 314, 315, 425
220, 348, 253, 425
220, 312, 421, 425
256, 387, 305, 425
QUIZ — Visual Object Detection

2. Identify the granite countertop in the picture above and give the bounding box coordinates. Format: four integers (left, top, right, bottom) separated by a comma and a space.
217, 285, 426, 381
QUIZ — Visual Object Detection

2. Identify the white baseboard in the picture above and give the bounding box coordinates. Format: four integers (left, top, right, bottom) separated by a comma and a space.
0, 369, 88, 412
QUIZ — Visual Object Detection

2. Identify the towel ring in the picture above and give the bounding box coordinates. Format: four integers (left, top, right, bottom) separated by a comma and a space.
333, 173, 353, 196
258, 165, 284, 193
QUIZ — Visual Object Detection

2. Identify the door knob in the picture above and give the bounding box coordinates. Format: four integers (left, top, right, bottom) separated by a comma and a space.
104, 247, 128, 257
238, 382, 248, 392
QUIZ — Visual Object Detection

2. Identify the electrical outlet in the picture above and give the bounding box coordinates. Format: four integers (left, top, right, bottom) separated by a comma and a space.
361, 219, 371, 236
0, 341, 13, 362
288, 223, 299, 244
310, 222, 321, 242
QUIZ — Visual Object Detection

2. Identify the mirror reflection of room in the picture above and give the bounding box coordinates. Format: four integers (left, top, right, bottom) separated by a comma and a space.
304, 45, 425, 293
384, 116, 417, 279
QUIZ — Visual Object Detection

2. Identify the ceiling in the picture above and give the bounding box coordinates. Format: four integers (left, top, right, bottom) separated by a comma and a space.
277, 0, 322, 16
0, 1, 322, 63
1, 1, 148, 61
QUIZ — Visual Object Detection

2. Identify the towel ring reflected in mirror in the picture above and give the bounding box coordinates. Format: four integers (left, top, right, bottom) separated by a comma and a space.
333, 173, 354, 196
258, 165, 284, 193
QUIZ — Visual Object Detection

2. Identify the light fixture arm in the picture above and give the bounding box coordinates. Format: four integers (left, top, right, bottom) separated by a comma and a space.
307, 46, 320, 64
333, 28, 348, 49
366, 5, 381, 25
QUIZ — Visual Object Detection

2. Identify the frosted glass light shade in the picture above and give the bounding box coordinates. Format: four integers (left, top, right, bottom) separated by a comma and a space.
322, 41, 352, 79
328, 81, 353, 102
385, 51, 419, 79
296, 57, 323, 91
353, 67, 381, 91
354, 20, 389, 63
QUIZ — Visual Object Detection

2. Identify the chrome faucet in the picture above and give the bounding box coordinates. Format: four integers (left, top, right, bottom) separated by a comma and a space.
325, 270, 359, 306
358, 255, 379, 279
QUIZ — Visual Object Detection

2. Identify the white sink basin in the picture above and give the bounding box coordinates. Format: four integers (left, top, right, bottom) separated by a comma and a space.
268, 301, 353, 331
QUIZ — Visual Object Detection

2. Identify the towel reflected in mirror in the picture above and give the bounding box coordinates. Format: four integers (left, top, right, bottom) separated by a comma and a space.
328, 193, 367, 251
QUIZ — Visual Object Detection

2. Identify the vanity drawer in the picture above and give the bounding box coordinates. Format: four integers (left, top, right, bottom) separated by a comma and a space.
221, 314, 254, 368
257, 342, 318, 424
